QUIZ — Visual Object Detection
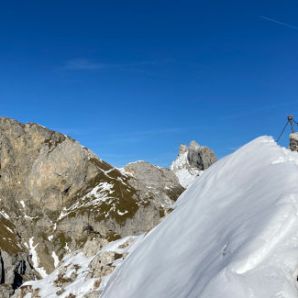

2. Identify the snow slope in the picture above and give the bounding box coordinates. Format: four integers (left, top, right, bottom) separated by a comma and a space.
103, 136, 298, 298
19, 235, 144, 297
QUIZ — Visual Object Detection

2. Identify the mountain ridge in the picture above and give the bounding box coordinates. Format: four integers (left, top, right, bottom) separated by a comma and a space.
0, 117, 186, 297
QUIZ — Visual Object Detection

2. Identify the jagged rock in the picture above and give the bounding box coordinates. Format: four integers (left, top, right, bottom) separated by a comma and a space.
289, 133, 298, 151
188, 140, 216, 170
88, 251, 119, 279
171, 140, 216, 187
179, 144, 187, 154
0, 284, 13, 298
0, 250, 35, 297
124, 161, 184, 206
13, 285, 40, 298
82, 237, 108, 257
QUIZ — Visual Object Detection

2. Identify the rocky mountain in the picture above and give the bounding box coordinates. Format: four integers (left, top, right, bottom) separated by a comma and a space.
170, 140, 217, 187
0, 118, 184, 297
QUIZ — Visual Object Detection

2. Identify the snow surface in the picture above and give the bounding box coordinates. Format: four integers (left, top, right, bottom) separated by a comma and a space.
23, 252, 94, 297
20, 200, 25, 208
28, 237, 47, 278
51, 251, 60, 268
104, 136, 298, 298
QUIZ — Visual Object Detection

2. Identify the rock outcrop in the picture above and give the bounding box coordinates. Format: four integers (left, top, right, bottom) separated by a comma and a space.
187, 141, 216, 170
124, 161, 184, 209
0, 250, 35, 296
0, 118, 184, 296
289, 133, 298, 152
171, 140, 216, 187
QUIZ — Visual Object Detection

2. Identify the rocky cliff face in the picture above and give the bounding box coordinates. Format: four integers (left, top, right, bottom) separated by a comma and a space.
0, 118, 184, 297
171, 140, 217, 187
124, 161, 183, 209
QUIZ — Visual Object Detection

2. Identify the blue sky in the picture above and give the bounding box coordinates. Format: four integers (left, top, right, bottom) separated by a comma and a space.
1, 1, 298, 167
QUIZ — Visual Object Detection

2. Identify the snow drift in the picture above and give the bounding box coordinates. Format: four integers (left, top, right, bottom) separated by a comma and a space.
103, 136, 298, 298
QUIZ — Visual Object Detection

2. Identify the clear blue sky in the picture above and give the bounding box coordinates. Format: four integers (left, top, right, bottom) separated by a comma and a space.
1, 1, 298, 167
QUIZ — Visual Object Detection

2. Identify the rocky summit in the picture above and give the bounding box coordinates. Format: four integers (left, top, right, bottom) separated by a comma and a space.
170, 140, 216, 187
0, 118, 185, 297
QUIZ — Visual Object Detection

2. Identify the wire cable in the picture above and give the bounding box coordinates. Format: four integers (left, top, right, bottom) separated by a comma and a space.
276, 120, 289, 143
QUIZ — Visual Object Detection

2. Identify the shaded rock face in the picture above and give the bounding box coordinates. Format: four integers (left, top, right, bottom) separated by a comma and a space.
0, 118, 184, 296
0, 250, 35, 296
187, 140, 217, 170
171, 140, 216, 187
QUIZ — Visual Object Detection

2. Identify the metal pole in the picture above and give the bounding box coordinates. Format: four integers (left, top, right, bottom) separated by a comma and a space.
288, 115, 295, 133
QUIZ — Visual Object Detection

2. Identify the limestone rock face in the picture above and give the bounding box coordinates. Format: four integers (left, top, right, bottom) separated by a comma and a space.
0, 118, 100, 214
187, 140, 217, 170
124, 161, 184, 208
0, 250, 35, 296
0, 118, 184, 297
171, 140, 216, 188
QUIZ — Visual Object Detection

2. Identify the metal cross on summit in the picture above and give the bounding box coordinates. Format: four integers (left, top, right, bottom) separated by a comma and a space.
276, 115, 298, 152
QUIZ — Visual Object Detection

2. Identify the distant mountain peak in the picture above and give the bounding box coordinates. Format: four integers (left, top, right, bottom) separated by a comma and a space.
170, 140, 216, 187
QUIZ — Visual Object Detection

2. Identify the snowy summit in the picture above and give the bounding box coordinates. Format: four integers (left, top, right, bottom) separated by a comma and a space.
104, 136, 298, 298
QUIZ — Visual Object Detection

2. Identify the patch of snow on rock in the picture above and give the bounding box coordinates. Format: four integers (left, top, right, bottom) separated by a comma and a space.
29, 237, 47, 278
20, 235, 144, 297
51, 251, 60, 268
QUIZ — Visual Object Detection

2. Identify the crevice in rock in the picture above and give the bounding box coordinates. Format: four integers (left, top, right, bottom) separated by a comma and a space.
12, 273, 23, 290
63, 186, 71, 195
0, 251, 5, 284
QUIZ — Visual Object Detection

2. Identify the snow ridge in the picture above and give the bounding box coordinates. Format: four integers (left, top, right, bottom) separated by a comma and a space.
104, 136, 298, 298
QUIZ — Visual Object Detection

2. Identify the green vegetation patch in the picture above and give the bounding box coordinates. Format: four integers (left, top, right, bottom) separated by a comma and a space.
0, 217, 22, 254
